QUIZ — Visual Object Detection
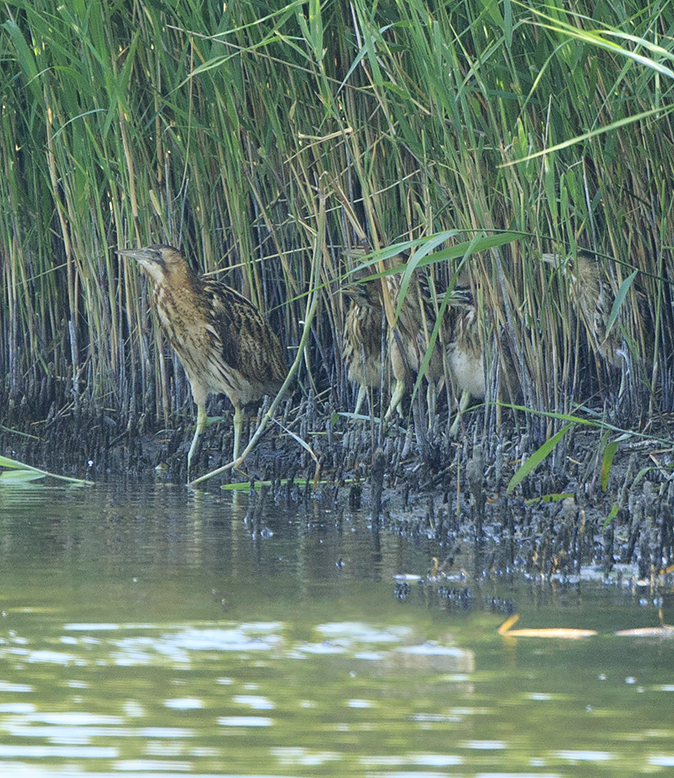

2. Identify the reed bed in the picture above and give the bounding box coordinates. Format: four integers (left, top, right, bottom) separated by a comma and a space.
1, 0, 673, 459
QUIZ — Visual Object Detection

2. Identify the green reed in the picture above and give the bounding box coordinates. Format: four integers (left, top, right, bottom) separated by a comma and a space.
1, 0, 672, 443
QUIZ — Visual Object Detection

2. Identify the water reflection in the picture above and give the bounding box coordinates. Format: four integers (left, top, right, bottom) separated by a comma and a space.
0, 479, 672, 776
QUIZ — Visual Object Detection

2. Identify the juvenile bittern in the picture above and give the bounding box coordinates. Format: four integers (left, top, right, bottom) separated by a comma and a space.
342, 279, 387, 415
444, 285, 486, 407
342, 262, 443, 423
442, 280, 522, 436
117, 245, 288, 471
386, 269, 444, 423
542, 250, 623, 367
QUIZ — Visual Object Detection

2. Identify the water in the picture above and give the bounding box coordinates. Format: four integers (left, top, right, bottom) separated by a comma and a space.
0, 479, 673, 777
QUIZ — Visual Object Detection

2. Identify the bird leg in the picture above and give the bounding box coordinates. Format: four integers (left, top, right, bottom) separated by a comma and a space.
385, 378, 406, 422
354, 385, 367, 416
187, 402, 207, 473
232, 404, 244, 462
449, 390, 471, 437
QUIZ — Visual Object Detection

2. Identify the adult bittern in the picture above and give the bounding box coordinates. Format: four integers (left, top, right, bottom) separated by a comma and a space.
117, 245, 288, 471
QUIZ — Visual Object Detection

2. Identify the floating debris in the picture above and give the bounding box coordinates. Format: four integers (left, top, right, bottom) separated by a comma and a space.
614, 625, 674, 637
615, 610, 674, 637
498, 614, 598, 639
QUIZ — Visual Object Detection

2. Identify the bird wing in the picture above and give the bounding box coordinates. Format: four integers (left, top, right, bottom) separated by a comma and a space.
204, 281, 287, 390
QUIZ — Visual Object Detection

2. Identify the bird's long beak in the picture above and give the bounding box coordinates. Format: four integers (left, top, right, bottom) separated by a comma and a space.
116, 247, 156, 263
117, 246, 170, 285
116, 248, 164, 279
541, 252, 569, 268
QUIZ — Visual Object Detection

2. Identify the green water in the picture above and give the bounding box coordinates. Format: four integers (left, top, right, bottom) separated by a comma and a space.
0, 480, 672, 777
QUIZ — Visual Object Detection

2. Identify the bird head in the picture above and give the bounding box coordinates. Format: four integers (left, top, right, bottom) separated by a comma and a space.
342, 279, 383, 308
542, 249, 601, 291
116, 244, 188, 284
541, 252, 570, 267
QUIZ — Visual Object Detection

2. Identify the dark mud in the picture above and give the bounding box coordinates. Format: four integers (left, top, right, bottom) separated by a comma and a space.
2, 392, 674, 586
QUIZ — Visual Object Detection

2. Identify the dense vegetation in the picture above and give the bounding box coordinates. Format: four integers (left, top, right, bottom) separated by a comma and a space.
1, 0, 673, 459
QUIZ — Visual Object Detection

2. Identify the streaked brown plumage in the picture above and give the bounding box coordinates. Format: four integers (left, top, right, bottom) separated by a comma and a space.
442, 251, 630, 435
542, 250, 622, 367
117, 244, 287, 471
441, 285, 486, 435
385, 270, 444, 423
442, 282, 523, 436
444, 286, 486, 393
342, 247, 443, 423
342, 279, 386, 415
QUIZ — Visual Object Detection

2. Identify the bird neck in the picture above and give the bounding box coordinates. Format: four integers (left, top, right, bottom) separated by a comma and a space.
148, 261, 200, 296
147, 263, 206, 333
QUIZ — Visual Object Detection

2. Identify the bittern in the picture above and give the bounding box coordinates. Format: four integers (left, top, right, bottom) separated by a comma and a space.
385, 270, 444, 424
442, 281, 522, 436
342, 259, 443, 423
444, 285, 486, 401
117, 245, 288, 471
342, 279, 387, 415
542, 250, 623, 367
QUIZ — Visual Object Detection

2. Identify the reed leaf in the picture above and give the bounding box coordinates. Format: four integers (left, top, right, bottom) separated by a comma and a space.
507, 423, 573, 497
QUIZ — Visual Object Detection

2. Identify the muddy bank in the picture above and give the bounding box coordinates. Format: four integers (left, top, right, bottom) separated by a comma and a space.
2, 393, 674, 582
